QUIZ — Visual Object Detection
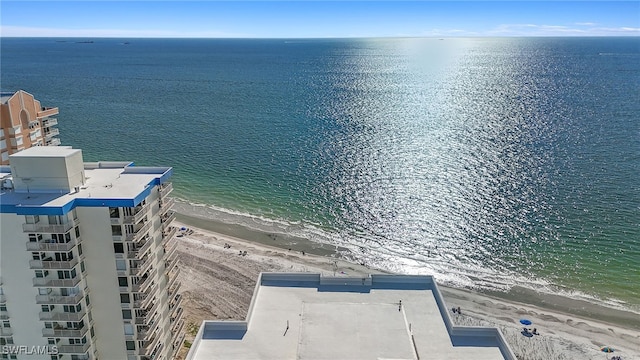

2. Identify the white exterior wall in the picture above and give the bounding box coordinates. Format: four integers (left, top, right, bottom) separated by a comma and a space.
77, 207, 128, 360
0, 213, 50, 360
10, 149, 84, 192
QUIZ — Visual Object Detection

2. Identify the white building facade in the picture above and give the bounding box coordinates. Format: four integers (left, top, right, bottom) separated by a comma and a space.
0, 147, 184, 360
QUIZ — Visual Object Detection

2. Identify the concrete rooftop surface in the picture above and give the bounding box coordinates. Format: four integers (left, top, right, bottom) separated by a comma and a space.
187, 273, 516, 360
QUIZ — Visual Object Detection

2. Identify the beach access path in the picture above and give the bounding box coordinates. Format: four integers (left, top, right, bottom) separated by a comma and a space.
171, 220, 640, 360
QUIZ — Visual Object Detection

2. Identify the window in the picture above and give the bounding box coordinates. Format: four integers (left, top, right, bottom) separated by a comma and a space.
28, 233, 42, 242
80, 261, 85, 274
77, 244, 83, 256
35, 270, 48, 278
44, 322, 53, 329
124, 324, 134, 335
111, 225, 122, 236
109, 207, 120, 219
120, 294, 130, 304
122, 310, 132, 319
25, 215, 40, 224
0, 305, 6, 312
113, 243, 124, 254
39, 288, 50, 295
125, 341, 136, 351
2, 320, 10, 328
85, 295, 90, 306
118, 277, 128, 287
63, 304, 81, 313
57, 269, 76, 279
115, 260, 126, 271
75, 226, 81, 238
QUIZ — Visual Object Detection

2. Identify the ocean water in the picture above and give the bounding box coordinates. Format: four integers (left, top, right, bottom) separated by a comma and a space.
2, 37, 639, 312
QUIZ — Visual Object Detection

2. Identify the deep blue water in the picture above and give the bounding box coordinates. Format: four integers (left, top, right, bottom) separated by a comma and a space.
2, 37, 639, 311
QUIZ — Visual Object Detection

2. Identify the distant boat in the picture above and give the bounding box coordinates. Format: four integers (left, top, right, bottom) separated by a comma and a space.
75, 40, 94, 44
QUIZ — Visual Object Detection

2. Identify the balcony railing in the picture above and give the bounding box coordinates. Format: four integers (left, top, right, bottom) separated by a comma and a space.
123, 203, 150, 225
0, 327, 13, 336
168, 281, 181, 297
39, 307, 86, 321
164, 237, 178, 260
49, 138, 61, 146
41, 118, 58, 127
158, 197, 175, 217
42, 326, 88, 338
158, 182, 173, 200
37, 107, 59, 118
26, 240, 76, 252
36, 293, 84, 305
57, 343, 90, 354
30, 257, 78, 270
162, 226, 177, 243
44, 128, 60, 139
124, 221, 152, 243
33, 276, 80, 288
166, 267, 180, 291
23, 218, 78, 233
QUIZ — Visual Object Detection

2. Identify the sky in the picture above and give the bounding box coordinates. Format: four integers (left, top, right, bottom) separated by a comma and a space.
1, 1, 639, 38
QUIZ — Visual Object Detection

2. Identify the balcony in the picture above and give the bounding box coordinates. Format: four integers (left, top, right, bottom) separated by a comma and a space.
168, 281, 181, 297
136, 255, 154, 279
33, 276, 80, 288
44, 128, 60, 139
23, 218, 78, 234
162, 226, 177, 243
158, 182, 173, 200
124, 221, 152, 243
48, 138, 61, 146
161, 211, 176, 232
26, 239, 76, 252
166, 267, 180, 292
127, 237, 152, 260
57, 343, 90, 354
0, 327, 13, 336
132, 269, 155, 293
171, 316, 185, 335
36, 293, 84, 305
123, 203, 149, 225
30, 257, 78, 270
169, 296, 183, 318
158, 197, 175, 217
0, 311, 8, 320
37, 107, 59, 118
164, 237, 178, 261
42, 326, 88, 338
41, 117, 58, 127
39, 307, 86, 321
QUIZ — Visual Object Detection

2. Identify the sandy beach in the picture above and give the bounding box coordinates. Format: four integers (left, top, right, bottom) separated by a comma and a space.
172, 215, 640, 360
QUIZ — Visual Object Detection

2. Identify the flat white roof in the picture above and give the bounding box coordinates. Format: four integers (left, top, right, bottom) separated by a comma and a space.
187, 273, 515, 360
9, 146, 78, 158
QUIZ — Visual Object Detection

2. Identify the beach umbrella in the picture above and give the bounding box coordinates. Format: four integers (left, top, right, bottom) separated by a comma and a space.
600, 346, 615, 353
519, 319, 532, 326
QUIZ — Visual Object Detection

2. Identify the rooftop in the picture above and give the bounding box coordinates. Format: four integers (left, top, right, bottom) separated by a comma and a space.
0, 147, 172, 215
187, 273, 516, 360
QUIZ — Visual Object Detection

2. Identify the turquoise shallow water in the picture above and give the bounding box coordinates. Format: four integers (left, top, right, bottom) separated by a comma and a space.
2, 37, 639, 312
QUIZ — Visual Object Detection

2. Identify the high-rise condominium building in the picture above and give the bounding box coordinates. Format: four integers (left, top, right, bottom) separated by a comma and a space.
0, 146, 184, 360
0, 90, 61, 165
